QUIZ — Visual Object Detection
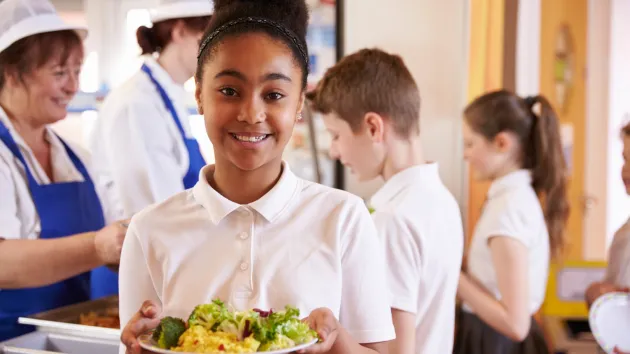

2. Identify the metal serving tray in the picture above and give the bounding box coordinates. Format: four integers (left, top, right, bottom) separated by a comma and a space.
1, 331, 118, 354
17, 297, 120, 341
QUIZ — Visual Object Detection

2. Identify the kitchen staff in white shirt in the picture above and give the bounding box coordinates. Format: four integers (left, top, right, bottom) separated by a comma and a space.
90, 0, 213, 218
455, 91, 569, 354
0, 0, 126, 341
119, 0, 395, 353
308, 48, 464, 354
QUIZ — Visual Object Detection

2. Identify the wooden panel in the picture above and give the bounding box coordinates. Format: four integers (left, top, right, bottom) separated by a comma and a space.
503, 0, 519, 90
540, 0, 587, 260
466, 0, 508, 242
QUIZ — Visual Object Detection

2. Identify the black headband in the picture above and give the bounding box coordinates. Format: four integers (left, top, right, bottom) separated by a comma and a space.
197, 16, 309, 67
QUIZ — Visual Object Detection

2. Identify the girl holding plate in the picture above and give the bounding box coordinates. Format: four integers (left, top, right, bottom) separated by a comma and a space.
586, 121, 630, 354
118, 0, 394, 353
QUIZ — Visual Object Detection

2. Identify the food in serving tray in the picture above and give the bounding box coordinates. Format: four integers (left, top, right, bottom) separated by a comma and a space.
79, 308, 120, 329
152, 299, 318, 353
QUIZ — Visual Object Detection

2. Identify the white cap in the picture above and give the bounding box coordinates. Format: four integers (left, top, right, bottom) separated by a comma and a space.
150, 0, 214, 23
0, 0, 88, 54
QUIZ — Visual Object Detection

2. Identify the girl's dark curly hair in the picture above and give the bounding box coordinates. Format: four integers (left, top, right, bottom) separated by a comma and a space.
195, 0, 310, 89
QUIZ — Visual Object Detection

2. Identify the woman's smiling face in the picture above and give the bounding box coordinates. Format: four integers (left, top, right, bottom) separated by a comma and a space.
196, 32, 304, 172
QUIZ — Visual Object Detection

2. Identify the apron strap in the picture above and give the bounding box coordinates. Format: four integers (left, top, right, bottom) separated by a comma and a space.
56, 135, 94, 184
0, 120, 40, 186
0, 120, 93, 186
141, 63, 188, 139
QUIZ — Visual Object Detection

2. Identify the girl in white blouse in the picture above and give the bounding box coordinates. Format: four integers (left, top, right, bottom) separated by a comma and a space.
118, 0, 394, 353
585, 122, 630, 354
454, 90, 569, 354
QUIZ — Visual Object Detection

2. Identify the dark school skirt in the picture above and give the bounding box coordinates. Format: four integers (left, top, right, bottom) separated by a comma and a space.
453, 310, 550, 354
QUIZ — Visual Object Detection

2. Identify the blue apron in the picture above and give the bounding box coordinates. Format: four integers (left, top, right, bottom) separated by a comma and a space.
0, 121, 106, 341
141, 64, 206, 188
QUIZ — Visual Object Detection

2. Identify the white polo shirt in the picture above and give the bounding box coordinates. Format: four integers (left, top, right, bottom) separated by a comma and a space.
464, 169, 549, 315
0, 107, 122, 240
605, 218, 630, 287
119, 163, 395, 351
370, 163, 464, 354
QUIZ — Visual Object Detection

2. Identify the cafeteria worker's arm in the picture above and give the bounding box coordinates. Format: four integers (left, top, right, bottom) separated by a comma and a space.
0, 164, 126, 288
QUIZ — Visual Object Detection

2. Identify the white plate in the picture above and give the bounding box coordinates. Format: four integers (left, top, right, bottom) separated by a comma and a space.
138, 333, 318, 354
589, 292, 630, 353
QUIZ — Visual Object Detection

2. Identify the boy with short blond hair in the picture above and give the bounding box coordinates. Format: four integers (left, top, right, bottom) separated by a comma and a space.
308, 48, 464, 354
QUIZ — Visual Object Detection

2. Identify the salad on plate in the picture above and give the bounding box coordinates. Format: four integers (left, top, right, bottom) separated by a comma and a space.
144, 299, 319, 353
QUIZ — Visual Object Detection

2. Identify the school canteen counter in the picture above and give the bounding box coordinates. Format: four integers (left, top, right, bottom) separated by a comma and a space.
0, 296, 120, 354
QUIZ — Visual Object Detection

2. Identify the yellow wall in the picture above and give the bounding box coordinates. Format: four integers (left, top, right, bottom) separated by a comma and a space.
467, 0, 588, 259
540, 0, 587, 260
466, 0, 505, 242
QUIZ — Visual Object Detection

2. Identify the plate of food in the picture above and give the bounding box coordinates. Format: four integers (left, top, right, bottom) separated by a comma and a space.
138, 299, 319, 353
589, 292, 630, 353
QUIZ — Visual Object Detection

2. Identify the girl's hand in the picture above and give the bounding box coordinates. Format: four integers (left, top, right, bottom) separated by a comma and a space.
298, 308, 339, 353
585, 282, 629, 307
121, 300, 162, 354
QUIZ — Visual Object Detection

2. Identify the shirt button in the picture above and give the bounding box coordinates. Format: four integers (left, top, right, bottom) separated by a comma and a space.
240, 208, 250, 216
240, 262, 249, 271
238, 232, 249, 240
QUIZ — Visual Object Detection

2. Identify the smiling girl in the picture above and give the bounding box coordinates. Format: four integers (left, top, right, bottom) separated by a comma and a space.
454, 90, 569, 354
118, 0, 394, 353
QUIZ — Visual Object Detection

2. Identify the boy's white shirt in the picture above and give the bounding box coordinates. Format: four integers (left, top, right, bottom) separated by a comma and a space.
370, 163, 464, 354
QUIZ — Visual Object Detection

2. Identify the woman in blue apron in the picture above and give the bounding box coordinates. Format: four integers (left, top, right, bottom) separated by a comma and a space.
90, 0, 213, 219
0, 0, 127, 341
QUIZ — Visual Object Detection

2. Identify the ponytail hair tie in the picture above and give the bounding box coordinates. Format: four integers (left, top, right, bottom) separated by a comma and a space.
523, 95, 537, 109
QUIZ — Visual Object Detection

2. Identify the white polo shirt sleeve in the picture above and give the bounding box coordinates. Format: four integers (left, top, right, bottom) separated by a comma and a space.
481, 201, 532, 247
604, 220, 630, 285
339, 198, 396, 344
372, 211, 420, 314
0, 156, 20, 240
118, 220, 161, 331
103, 100, 186, 216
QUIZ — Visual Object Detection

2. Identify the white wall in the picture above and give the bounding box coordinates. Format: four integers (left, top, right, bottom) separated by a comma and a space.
51, 0, 83, 12
583, 0, 630, 258
584, 0, 611, 259
515, 0, 541, 97
342, 0, 469, 208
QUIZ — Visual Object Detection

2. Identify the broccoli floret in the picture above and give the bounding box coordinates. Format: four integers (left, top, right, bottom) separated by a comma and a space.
187, 299, 231, 331
152, 316, 187, 349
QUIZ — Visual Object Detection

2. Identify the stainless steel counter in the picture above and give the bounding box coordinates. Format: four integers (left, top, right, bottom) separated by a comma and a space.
1, 297, 121, 354
17, 296, 120, 341
1, 331, 118, 354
